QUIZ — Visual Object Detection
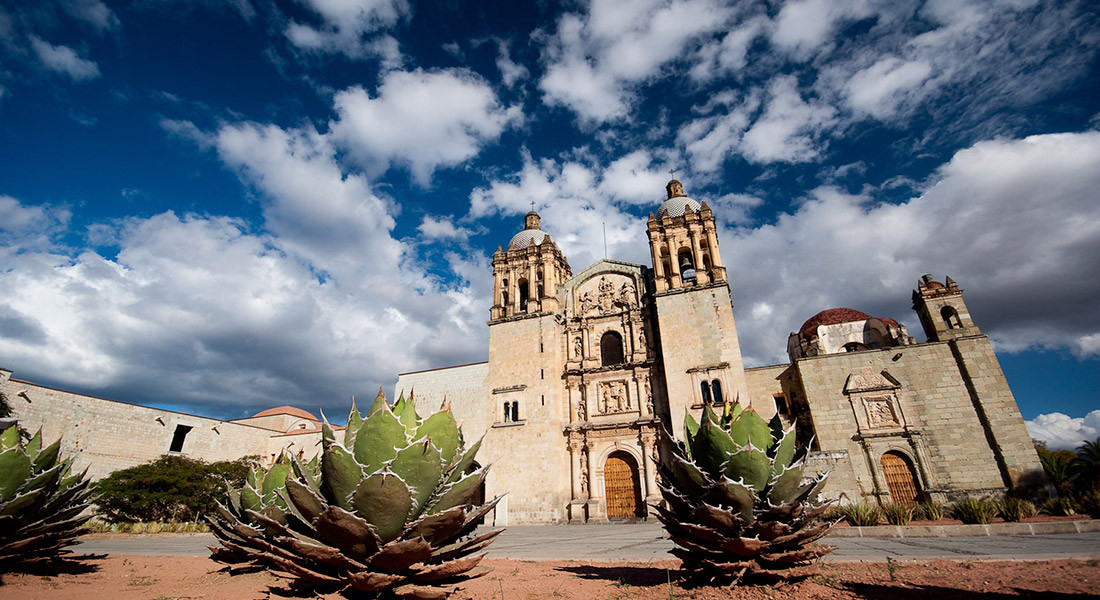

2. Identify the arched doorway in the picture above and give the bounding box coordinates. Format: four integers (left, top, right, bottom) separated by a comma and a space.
880, 451, 921, 504
604, 451, 644, 519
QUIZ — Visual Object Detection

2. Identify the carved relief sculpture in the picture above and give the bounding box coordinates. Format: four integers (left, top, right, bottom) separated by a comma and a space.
573, 336, 583, 358
577, 397, 587, 421
596, 381, 632, 415
864, 397, 898, 428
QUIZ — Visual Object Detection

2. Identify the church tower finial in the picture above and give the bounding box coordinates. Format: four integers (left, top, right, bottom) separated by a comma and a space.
666, 179, 685, 199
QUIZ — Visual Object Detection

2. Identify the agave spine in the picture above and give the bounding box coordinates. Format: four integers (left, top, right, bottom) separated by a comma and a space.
0, 423, 95, 569
655, 402, 835, 584
209, 391, 500, 599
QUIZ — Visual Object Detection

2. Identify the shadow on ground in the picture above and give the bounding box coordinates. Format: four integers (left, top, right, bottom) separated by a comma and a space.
844, 583, 1095, 600
556, 564, 675, 588
0, 552, 106, 584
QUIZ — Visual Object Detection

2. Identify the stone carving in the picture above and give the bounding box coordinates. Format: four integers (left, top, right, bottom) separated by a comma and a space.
637, 326, 646, 349
597, 380, 631, 414
864, 397, 898, 428
573, 336, 583, 358
618, 281, 636, 306
579, 291, 594, 315
577, 275, 638, 316
577, 397, 587, 421
597, 277, 616, 312
579, 471, 589, 495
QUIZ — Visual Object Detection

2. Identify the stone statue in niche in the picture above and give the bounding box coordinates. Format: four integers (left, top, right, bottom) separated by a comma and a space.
618, 281, 636, 306
579, 471, 589, 495
644, 378, 653, 413
573, 336, 583, 358
637, 327, 646, 349
864, 397, 898, 428
577, 397, 587, 421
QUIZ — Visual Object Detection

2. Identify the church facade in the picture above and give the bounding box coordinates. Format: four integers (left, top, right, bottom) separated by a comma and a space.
397, 180, 1044, 524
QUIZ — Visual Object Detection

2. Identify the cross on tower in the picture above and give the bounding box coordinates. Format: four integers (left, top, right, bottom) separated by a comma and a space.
530, 199, 535, 212
668, 168, 677, 179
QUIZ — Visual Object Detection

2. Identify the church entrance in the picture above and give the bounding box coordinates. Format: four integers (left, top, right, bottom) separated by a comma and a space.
880, 451, 921, 504
604, 451, 644, 519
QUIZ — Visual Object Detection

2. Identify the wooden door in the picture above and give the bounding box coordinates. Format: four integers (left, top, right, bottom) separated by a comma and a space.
604, 452, 643, 519
880, 451, 920, 504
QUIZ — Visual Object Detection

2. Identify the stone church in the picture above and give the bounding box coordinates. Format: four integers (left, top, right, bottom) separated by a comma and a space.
397, 179, 1044, 524
1, 179, 1043, 525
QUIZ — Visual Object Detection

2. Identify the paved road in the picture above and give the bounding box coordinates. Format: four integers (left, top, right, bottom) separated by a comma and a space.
73, 523, 1100, 562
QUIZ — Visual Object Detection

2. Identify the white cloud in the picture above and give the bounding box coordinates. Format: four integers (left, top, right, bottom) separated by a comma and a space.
493, 38, 528, 88
538, 0, 735, 123
330, 69, 521, 185
679, 76, 835, 169
29, 35, 100, 81
63, 0, 120, 32
770, 0, 880, 59
1027, 411, 1100, 450
285, 0, 409, 59
689, 16, 767, 81
418, 215, 471, 241
721, 131, 1100, 366
845, 57, 932, 119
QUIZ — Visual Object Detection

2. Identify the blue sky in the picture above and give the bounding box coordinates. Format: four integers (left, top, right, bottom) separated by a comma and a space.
1, 0, 1098, 448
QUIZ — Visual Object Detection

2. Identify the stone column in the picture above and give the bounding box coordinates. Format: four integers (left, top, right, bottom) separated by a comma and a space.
567, 381, 577, 424
585, 441, 600, 517
689, 228, 709, 284
569, 438, 587, 522
510, 269, 520, 315
705, 226, 725, 282
581, 324, 590, 361
648, 233, 665, 286
527, 262, 538, 312
640, 431, 659, 504
632, 374, 643, 415
666, 238, 680, 288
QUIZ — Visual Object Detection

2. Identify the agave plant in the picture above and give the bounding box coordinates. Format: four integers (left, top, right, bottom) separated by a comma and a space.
655, 402, 835, 585
0, 422, 95, 569
208, 391, 501, 599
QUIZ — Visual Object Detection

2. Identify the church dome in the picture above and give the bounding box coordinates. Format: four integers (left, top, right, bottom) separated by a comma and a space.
798, 308, 873, 339
507, 211, 553, 250
656, 178, 702, 218
250, 406, 319, 421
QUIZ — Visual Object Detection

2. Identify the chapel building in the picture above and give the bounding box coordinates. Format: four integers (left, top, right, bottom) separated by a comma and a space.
397, 180, 1044, 524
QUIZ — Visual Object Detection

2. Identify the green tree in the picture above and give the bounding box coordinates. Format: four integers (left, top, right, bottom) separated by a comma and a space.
94, 454, 257, 523
1074, 437, 1100, 491
1035, 440, 1078, 495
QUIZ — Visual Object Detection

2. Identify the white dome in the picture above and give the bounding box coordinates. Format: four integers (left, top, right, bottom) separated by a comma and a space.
508, 229, 551, 250
656, 195, 701, 218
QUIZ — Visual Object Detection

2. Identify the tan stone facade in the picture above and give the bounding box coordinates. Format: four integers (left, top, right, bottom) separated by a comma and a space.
399, 180, 1044, 523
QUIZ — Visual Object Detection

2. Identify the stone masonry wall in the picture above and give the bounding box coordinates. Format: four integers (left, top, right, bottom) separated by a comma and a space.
1, 370, 278, 480
398, 361, 490, 436
793, 342, 1008, 501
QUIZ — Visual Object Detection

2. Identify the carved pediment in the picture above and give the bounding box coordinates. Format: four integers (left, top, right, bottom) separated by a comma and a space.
574, 274, 638, 317
844, 367, 900, 394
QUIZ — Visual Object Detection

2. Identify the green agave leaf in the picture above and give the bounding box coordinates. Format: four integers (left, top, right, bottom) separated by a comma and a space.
690, 420, 738, 479
284, 477, 326, 523
291, 456, 319, 492
711, 477, 756, 523
241, 484, 262, 514
391, 438, 443, 513
669, 457, 710, 497
0, 448, 32, 501
416, 410, 460, 465
344, 400, 364, 449
394, 393, 421, 433
768, 461, 805, 505
366, 388, 389, 416
728, 409, 772, 450
25, 430, 42, 460
17, 464, 62, 497
227, 486, 242, 514
0, 425, 18, 450
313, 505, 381, 561
354, 405, 406, 475
262, 463, 290, 504
0, 489, 45, 517
429, 466, 487, 514
446, 435, 482, 484
770, 426, 797, 475
321, 440, 363, 511
246, 466, 262, 490
684, 413, 700, 457
701, 403, 720, 426
792, 471, 830, 505
32, 438, 61, 472
768, 412, 784, 442
723, 444, 771, 492
350, 470, 414, 543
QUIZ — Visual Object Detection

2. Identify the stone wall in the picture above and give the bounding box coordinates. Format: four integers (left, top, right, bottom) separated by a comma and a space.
0, 369, 280, 480
399, 361, 489, 435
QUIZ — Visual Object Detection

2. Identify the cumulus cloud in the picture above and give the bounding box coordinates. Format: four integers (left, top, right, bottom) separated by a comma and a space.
722, 131, 1100, 366
330, 69, 521, 185
0, 116, 494, 417
285, 0, 409, 59
418, 215, 471, 241
1027, 411, 1100, 450
62, 0, 120, 32
538, 0, 735, 123
29, 35, 100, 81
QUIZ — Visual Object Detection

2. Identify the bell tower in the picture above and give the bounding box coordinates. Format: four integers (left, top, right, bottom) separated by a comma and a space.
912, 274, 980, 341
646, 180, 726, 293
490, 211, 572, 321
648, 180, 748, 438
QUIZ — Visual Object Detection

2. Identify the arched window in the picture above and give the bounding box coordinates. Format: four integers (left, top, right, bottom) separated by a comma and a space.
600, 331, 624, 366
700, 381, 712, 404
941, 306, 962, 329
503, 402, 511, 422
711, 380, 723, 404
511, 401, 519, 422
518, 279, 529, 311
843, 342, 867, 353
678, 248, 696, 283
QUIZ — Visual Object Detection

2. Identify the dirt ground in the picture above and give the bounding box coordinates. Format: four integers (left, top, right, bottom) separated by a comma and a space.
2, 555, 1098, 600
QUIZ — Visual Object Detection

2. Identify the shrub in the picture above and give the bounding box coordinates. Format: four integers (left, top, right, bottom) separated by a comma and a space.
1077, 489, 1100, 519
995, 496, 1036, 522
840, 502, 883, 526
915, 501, 945, 521
1044, 496, 1078, 516
950, 498, 997, 524
94, 454, 258, 523
882, 502, 916, 525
